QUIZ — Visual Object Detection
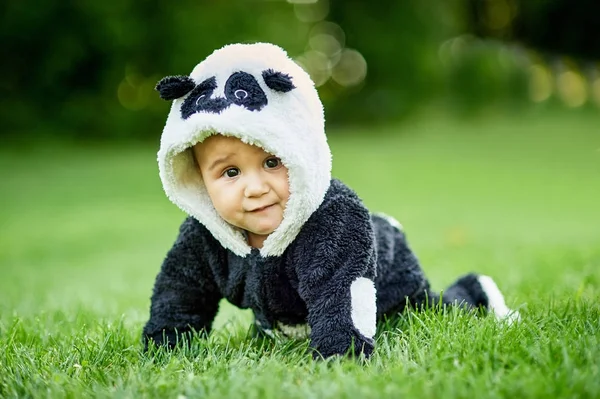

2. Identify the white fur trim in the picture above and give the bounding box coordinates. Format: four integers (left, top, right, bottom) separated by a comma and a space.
157, 43, 331, 257
478, 275, 521, 324
262, 329, 276, 339
374, 212, 403, 231
350, 277, 377, 338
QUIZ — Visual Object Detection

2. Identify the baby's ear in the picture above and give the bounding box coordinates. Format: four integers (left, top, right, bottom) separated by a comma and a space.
262, 69, 295, 93
155, 75, 196, 100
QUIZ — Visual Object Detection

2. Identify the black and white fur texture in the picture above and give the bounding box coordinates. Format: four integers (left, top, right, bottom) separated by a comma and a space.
144, 43, 520, 359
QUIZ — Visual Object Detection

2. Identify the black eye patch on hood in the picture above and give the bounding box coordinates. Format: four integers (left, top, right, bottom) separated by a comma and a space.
224, 72, 268, 111
179, 72, 268, 119
180, 77, 225, 119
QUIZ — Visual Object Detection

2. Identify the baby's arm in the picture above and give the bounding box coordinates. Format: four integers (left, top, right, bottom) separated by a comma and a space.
143, 217, 222, 350
293, 196, 378, 359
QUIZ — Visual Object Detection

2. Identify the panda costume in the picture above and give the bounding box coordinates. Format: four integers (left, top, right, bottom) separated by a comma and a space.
143, 42, 519, 358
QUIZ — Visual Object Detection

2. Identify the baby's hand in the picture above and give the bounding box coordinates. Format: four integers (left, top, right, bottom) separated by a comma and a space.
311, 327, 375, 359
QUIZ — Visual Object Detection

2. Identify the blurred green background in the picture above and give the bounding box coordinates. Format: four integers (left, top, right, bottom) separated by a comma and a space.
1, 0, 599, 324
1, 3, 599, 396
2, 0, 600, 139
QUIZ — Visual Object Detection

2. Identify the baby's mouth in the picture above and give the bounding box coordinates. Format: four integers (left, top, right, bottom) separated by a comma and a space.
248, 204, 274, 213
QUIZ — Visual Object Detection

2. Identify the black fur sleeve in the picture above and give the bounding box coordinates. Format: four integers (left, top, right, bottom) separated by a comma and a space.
142, 217, 222, 350
291, 182, 378, 358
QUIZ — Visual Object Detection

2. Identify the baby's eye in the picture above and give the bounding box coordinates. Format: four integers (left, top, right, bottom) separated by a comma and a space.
224, 168, 239, 178
264, 157, 281, 169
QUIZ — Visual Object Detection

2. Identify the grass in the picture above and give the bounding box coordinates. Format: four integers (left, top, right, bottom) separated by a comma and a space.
1, 111, 599, 398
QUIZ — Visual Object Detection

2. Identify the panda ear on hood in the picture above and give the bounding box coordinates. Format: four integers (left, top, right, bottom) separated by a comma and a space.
155, 75, 196, 100
262, 69, 295, 93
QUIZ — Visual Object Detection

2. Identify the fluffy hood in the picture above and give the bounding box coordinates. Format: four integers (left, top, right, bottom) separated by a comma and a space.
156, 43, 332, 257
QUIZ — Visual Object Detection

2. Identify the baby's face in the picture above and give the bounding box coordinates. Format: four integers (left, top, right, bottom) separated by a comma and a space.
193, 135, 290, 248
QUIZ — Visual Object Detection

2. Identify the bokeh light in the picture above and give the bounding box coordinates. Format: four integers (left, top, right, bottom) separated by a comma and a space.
331, 49, 368, 87
309, 21, 346, 49
593, 77, 600, 107
556, 70, 588, 108
295, 50, 331, 87
484, 0, 515, 31
528, 64, 552, 103
308, 33, 342, 66
292, 0, 329, 23
117, 65, 157, 111
293, 7, 366, 89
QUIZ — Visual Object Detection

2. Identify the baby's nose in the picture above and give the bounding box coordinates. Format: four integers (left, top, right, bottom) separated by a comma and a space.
244, 174, 269, 197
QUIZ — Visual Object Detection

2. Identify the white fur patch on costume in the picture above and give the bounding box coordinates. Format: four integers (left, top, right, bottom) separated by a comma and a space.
375, 212, 404, 231
350, 277, 377, 338
277, 322, 311, 339
478, 275, 521, 324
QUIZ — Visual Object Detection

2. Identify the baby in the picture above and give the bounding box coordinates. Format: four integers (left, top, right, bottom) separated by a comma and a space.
143, 43, 519, 359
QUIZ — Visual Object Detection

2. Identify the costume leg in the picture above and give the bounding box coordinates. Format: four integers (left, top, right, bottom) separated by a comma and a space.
408, 273, 520, 323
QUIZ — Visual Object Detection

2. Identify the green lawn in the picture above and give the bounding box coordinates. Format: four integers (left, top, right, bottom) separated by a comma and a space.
1, 112, 599, 398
